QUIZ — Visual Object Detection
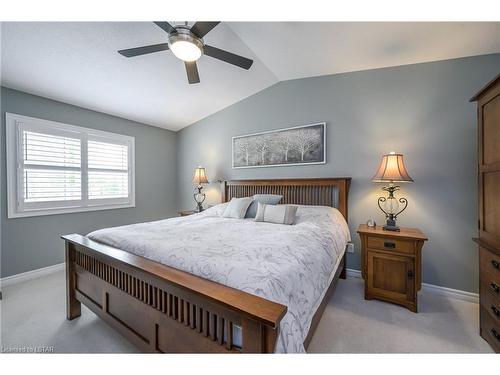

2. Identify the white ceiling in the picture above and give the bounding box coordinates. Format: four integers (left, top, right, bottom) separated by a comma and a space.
229, 22, 500, 81
2, 22, 499, 131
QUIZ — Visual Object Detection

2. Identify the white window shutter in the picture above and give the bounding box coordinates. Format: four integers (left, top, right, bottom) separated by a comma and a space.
23, 130, 82, 203
88, 140, 129, 200
6, 113, 135, 218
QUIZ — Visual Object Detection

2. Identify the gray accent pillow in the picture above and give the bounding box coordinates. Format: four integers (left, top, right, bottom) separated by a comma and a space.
245, 194, 283, 218
254, 202, 298, 225
222, 197, 253, 219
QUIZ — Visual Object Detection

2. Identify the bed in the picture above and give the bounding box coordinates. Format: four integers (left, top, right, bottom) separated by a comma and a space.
62, 178, 351, 353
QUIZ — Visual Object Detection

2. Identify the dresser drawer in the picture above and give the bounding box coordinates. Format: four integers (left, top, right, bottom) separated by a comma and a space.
480, 246, 500, 277
481, 306, 500, 352
367, 236, 415, 255
481, 275, 500, 300
481, 286, 500, 324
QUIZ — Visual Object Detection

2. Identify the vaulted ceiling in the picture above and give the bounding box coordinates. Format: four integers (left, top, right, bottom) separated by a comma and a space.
2, 22, 499, 131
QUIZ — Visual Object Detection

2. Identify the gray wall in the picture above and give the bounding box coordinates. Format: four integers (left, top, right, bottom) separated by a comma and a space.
1, 87, 178, 277
3, 54, 499, 292
177, 53, 500, 293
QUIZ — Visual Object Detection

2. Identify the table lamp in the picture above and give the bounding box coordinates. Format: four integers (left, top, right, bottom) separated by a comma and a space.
192, 166, 209, 212
372, 152, 413, 231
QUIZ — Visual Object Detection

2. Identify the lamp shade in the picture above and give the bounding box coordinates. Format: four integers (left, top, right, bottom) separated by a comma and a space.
192, 166, 209, 185
372, 152, 414, 183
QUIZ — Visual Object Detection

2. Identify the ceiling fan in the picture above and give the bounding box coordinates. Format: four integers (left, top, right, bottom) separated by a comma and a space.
118, 21, 254, 84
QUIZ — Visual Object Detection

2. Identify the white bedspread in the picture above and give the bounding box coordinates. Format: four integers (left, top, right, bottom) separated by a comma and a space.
87, 204, 350, 353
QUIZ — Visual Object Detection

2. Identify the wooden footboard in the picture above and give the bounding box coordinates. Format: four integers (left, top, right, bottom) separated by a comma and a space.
63, 234, 287, 353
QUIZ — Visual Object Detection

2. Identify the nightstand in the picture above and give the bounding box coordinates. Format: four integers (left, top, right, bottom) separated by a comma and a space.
357, 224, 427, 312
178, 210, 197, 217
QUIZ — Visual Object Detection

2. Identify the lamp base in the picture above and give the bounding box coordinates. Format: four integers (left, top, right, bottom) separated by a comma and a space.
383, 218, 400, 231
377, 185, 408, 233
193, 185, 206, 213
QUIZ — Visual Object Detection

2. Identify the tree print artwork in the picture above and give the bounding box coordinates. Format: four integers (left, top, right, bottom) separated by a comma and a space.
236, 138, 251, 166
232, 123, 325, 168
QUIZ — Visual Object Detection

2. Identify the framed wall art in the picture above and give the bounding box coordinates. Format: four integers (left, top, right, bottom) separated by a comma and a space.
232, 122, 326, 169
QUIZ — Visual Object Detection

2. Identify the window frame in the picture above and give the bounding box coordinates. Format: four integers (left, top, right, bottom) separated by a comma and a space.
6, 113, 135, 218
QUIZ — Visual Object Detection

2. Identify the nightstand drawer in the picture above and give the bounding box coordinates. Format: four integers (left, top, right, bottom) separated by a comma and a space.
367, 236, 415, 255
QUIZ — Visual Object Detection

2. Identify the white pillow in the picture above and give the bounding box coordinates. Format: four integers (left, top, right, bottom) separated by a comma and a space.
254, 203, 298, 225
245, 194, 283, 218
222, 197, 253, 219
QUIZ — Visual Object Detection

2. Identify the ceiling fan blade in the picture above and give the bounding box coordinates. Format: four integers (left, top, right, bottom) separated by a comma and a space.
118, 43, 168, 57
203, 45, 253, 70
153, 21, 175, 34
118, 43, 170, 57
190, 22, 220, 38
185, 61, 200, 84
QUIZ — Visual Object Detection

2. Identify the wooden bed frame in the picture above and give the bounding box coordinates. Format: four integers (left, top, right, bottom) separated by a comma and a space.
63, 177, 351, 353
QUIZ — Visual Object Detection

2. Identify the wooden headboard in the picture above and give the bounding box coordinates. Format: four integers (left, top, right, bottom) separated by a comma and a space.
221, 178, 351, 221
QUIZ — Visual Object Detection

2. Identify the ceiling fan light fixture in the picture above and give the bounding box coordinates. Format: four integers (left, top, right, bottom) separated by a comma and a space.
168, 28, 204, 62
170, 40, 202, 62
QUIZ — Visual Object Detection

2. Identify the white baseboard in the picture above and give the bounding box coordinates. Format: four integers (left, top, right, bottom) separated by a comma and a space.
346, 268, 479, 304
0, 263, 65, 288
420, 282, 479, 303
346, 268, 362, 279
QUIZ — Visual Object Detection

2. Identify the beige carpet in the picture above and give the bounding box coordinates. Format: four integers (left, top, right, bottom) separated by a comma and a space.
307, 276, 492, 353
0, 270, 493, 353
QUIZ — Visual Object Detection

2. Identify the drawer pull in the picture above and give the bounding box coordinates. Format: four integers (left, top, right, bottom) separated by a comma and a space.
492, 328, 500, 341
491, 283, 500, 294
492, 260, 500, 270
384, 242, 396, 249
407, 270, 414, 279
491, 305, 500, 317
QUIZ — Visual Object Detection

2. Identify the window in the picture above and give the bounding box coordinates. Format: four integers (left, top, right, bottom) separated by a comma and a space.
6, 113, 135, 218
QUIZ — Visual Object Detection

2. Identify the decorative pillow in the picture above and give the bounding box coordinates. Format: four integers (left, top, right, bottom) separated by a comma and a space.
222, 197, 253, 219
254, 203, 298, 225
245, 194, 283, 218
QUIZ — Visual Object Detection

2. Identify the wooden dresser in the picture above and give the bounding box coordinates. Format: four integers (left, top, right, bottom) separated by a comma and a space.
358, 225, 427, 312
471, 73, 500, 353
